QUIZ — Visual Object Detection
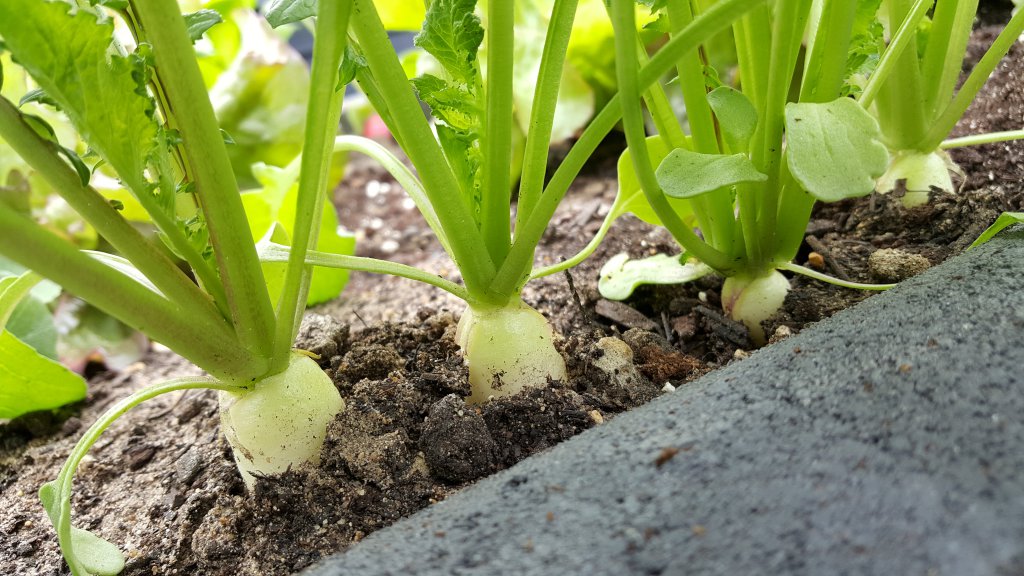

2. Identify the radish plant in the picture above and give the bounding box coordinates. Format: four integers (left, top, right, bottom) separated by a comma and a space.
862, 0, 1024, 206
569, 0, 1022, 344
0, 0, 352, 573
575, 0, 896, 344
258, 0, 762, 399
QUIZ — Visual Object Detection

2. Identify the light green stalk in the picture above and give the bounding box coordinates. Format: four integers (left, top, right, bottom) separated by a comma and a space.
272, 0, 353, 371
133, 0, 277, 360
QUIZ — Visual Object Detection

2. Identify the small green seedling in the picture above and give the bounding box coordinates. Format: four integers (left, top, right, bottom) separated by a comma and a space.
861, 0, 1024, 206
0, 1, 354, 573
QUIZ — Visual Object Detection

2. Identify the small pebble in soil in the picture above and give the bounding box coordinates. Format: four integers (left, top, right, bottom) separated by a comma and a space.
420, 394, 498, 483
176, 446, 204, 486
295, 314, 350, 364
868, 248, 932, 282
588, 337, 659, 409
768, 325, 794, 344
621, 328, 701, 382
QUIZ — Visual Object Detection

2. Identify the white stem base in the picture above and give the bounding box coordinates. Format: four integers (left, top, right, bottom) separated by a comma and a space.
219, 352, 344, 489
722, 270, 790, 346
456, 299, 567, 404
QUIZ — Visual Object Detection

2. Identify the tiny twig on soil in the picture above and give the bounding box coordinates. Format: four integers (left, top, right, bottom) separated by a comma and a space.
352, 310, 370, 329
805, 235, 852, 280
694, 305, 751, 349
563, 268, 599, 330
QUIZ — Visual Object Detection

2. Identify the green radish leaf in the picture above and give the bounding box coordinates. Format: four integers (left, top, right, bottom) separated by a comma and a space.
414, 0, 484, 84
0, 0, 158, 196
0, 270, 41, 326
842, 0, 884, 96
0, 272, 87, 420
970, 212, 1024, 249
7, 296, 58, 360
409, 0, 484, 216
56, 145, 92, 187
339, 45, 367, 88
265, 0, 317, 28
70, 527, 126, 576
436, 124, 481, 208
615, 135, 695, 226
707, 86, 757, 150
40, 482, 126, 576
411, 74, 476, 131
598, 252, 712, 301
184, 10, 224, 43
785, 98, 888, 202
656, 148, 766, 199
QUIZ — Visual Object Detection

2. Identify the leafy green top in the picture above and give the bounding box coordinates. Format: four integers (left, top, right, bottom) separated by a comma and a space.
411, 0, 485, 221
0, 0, 157, 196
414, 0, 484, 84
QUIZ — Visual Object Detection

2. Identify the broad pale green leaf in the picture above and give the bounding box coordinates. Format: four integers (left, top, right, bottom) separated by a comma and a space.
0, 332, 87, 420
264, 0, 317, 28
71, 527, 126, 576
598, 252, 712, 301
0, 0, 157, 195
415, 0, 484, 84
656, 149, 766, 199
785, 98, 888, 202
40, 482, 126, 576
707, 86, 758, 151
244, 164, 355, 306
970, 212, 1024, 249
615, 136, 694, 226
0, 271, 86, 419
7, 296, 58, 360
184, 9, 224, 43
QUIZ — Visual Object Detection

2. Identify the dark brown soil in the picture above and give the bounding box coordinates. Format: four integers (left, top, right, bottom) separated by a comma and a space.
2, 13, 1023, 576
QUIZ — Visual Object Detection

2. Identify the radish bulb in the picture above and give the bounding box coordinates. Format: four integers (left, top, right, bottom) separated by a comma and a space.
219, 352, 343, 488
456, 298, 567, 404
721, 270, 790, 346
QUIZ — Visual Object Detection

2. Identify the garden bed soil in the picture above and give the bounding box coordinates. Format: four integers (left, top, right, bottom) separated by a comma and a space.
2, 11, 1023, 576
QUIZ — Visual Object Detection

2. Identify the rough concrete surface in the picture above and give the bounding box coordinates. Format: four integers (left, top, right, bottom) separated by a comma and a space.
305, 227, 1024, 576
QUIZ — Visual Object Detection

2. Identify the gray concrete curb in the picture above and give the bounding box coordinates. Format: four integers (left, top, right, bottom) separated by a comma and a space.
304, 227, 1024, 576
